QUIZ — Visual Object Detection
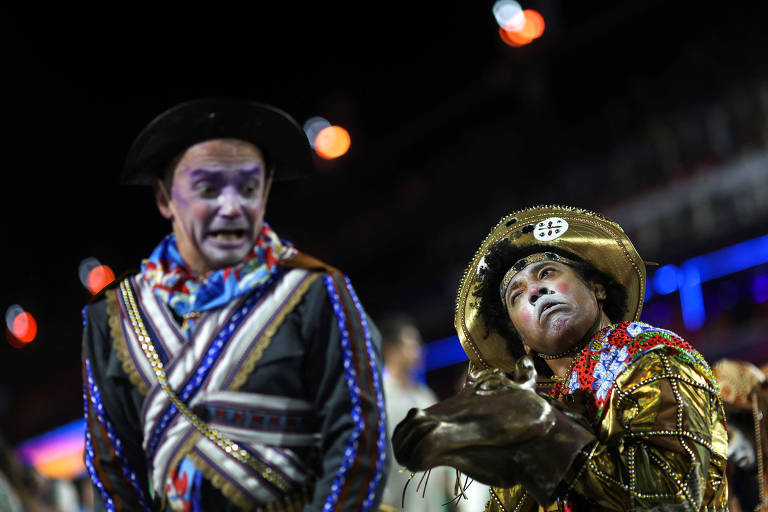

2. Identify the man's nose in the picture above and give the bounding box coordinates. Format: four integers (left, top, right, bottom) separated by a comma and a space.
529, 285, 550, 304
218, 190, 244, 217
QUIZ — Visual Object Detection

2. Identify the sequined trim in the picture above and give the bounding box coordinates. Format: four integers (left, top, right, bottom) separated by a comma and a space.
107, 289, 150, 395
343, 276, 387, 510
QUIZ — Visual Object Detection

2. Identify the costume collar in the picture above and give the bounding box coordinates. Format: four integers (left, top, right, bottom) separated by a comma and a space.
139, 222, 296, 333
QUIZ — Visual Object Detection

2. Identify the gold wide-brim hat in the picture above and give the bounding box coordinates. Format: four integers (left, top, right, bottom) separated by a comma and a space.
455, 205, 646, 373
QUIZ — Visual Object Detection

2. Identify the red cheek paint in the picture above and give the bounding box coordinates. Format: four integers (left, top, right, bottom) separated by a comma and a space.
517, 308, 532, 323
556, 282, 570, 295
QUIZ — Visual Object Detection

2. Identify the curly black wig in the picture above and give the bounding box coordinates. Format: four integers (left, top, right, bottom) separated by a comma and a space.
474, 239, 628, 374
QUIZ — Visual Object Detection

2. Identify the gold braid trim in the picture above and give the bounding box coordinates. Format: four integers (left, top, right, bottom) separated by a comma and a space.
186, 450, 313, 511
228, 271, 321, 391
106, 285, 149, 395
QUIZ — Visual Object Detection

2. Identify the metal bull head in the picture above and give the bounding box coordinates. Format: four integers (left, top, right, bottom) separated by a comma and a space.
391, 356, 595, 506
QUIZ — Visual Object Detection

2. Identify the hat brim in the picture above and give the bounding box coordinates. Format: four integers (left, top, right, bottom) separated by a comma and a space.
455, 205, 646, 373
122, 98, 313, 185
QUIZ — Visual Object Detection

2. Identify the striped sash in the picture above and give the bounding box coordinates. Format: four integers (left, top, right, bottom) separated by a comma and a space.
113, 268, 320, 509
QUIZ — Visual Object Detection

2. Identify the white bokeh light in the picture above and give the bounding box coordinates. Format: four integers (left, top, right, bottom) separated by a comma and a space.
303, 117, 332, 149
78, 257, 101, 289
493, 0, 525, 32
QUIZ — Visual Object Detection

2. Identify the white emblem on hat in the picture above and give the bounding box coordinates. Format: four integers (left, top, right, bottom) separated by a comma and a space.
534, 217, 568, 241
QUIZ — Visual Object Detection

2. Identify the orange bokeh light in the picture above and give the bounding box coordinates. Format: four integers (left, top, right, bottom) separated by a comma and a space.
12, 312, 37, 343
499, 26, 533, 47
87, 265, 116, 295
314, 126, 351, 159
519, 9, 545, 39
499, 9, 545, 47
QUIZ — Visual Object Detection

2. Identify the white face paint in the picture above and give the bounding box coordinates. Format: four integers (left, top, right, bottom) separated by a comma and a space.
164, 139, 268, 273
534, 217, 568, 242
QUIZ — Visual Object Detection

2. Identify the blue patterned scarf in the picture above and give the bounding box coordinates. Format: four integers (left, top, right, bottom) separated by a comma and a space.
140, 223, 296, 333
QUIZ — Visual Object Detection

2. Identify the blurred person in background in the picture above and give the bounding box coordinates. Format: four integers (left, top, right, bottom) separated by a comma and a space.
0, 431, 24, 512
713, 359, 768, 512
450, 363, 490, 512
81, 99, 387, 511
379, 314, 452, 511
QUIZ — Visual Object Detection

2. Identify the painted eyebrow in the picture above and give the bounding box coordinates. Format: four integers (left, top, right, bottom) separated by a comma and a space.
187, 166, 263, 179
509, 261, 556, 291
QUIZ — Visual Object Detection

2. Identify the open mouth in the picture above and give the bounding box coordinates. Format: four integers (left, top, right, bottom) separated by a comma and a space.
208, 229, 247, 241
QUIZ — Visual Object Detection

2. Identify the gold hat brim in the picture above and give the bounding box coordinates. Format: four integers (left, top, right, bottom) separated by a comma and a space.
455, 205, 646, 373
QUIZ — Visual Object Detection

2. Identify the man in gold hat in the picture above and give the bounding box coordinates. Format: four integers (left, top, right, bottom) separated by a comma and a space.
393, 205, 728, 511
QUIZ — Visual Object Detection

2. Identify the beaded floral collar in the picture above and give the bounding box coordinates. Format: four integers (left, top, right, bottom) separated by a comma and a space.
551, 321, 718, 426
140, 223, 296, 334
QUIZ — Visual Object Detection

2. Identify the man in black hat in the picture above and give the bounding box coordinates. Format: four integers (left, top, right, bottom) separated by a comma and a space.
81, 99, 388, 511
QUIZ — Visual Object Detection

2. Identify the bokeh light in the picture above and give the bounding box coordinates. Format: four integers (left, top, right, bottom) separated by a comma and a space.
519, 10, 545, 39
498, 8, 545, 47
12, 312, 37, 342
314, 126, 351, 159
5, 305, 37, 346
753, 274, 768, 303
492, 0, 524, 31
303, 116, 331, 149
653, 264, 679, 294
86, 265, 116, 295
499, 26, 533, 47
79, 257, 115, 295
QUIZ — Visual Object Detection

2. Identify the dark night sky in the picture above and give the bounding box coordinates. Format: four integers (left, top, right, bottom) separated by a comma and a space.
3, 2, 767, 441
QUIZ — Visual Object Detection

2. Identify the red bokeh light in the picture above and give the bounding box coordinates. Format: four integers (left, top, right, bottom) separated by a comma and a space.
12, 312, 37, 343
86, 265, 116, 295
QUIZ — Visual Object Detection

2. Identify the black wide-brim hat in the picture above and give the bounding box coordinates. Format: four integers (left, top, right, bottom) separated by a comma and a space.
122, 98, 313, 185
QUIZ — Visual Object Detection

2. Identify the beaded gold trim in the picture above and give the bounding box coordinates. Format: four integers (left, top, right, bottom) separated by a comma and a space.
119, 279, 293, 497
106, 287, 149, 395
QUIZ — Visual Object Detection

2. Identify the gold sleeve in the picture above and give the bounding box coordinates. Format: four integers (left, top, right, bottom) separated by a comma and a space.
567, 350, 729, 511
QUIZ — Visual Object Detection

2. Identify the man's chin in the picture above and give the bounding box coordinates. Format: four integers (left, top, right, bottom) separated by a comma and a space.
201, 246, 254, 270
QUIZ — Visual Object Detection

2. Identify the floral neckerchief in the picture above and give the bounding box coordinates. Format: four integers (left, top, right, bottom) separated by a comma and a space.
550, 321, 719, 427
140, 223, 297, 334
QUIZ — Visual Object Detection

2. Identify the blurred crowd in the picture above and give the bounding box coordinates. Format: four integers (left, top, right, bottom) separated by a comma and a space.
712, 359, 768, 512
0, 432, 92, 512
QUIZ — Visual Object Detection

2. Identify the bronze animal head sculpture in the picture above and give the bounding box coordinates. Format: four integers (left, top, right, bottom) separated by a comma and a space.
391, 357, 595, 505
